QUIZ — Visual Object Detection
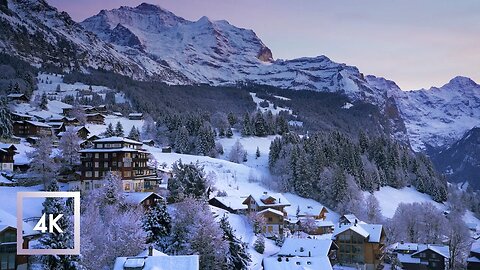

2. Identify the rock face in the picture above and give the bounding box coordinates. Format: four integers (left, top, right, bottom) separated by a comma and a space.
430, 127, 480, 189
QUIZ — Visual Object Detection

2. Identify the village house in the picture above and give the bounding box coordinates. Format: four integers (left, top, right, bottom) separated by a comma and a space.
79, 135, 100, 149
113, 246, 199, 270
333, 221, 386, 270
0, 209, 38, 270
13, 121, 53, 137
7, 93, 29, 103
468, 242, 480, 270
85, 113, 105, 124
286, 205, 333, 235
73, 137, 158, 192
0, 144, 16, 172
339, 214, 361, 225
10, 112, 32, 122
391, 242, 450, 270
128, 113, 144, 120
124, 192, 164, 210
57, 126, 90, 140
48, 121, 66, 135
263, 238, 337, 270
243, 192, 291, 237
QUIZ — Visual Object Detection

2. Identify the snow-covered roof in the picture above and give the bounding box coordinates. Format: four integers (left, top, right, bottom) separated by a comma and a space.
397, 253, 421, 264
25, 121, 52, 128
277, 238, 334, 257
11, 112, 32, 118
79, 147, 145, 153
113, 255, 199, 270
467, 256, 480, 263
263, 256, 332, 270
129, 113, 143, 116
124, 192, 161, 205
314, 220, 334, 227
341, 214, 360, 223
27, 110, 62, 120
333, 224, 370, 239
7, 93, 26, 98
359, 224, 383, 243
210, 196, 248, 211
0, 144, 16, 150
0, 208, 36, 236
259, 208, 284, 217
392, 242, 419, 252
94, 137, 143, 145
412, 244, 450, 259
85, 113, 105, 117
244, 192, 291, 207
137, 248, 167, 257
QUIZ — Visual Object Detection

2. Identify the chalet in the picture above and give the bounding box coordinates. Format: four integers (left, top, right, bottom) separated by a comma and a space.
80, 135, 100, 149
209, 196, 248, 214
263, 238, 337, 270
113, 247, 199, 270
27, 111, 63, 123
339, 214, 361, 225
129, 113, 144, 120
85, 113, 105, 124
74, 137, 158, 192
286, 204, 332, 235
57, 126, 90, 140
0, 144, 16, 172
62, 107, 73, 116
10, 112, 32, 122
333, 222, 386, 270
7, 93, 29, 103
13, 121, 52, 137
142, 139, 155, 147
95, 105, 107, 114
297, 218, 335, 235
157, 167, 173, 190
113, 112, 123, 117
243, 192, 290, 237
0, 209, 37, 270
47, 122, 66, 135
64, 117, 80, 126
124, 192, 164, 209
468, 242, 480, 270
391, 242, 450, 270
161, 146, 172, 153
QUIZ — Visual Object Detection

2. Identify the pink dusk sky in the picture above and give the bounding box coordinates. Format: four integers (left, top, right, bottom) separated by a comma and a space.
47, 0, 480, 90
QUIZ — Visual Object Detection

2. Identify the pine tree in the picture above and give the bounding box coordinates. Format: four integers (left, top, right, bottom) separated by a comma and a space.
241, 113, 251, 136
142, 198, 172, 251
220, 216, 251, 270
168, 161, 209, 203
253, 235, 265, 254
128, 125, 140, 141
115, 121, 124, 137
196, 123, 215, 156
175, 126, 190, 154
253, 111, 267, 137
364, 194, 383, 223
105, 123, 115, 137
331, 167, 348, 207
40, 92, 48, 110
255, 147, 260, 159
227, 112, 237, 126
102, 172, 124, 206
0, 98, 13, 139
226, 126, 233, 138
40, 180, 81, 269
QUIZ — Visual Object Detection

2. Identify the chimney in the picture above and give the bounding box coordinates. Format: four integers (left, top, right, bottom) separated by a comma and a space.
401, 241, 404, 245
308, 251, 311, 257
263, 191, 268, 195
148, 245, 153, 256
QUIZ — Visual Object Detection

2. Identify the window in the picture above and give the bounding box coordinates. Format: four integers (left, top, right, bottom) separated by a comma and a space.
94, 153, 99, 158
97, 144, 103, 148
104, 153, 108, 158
124, 183, 130, 191
85, 171, 92, 178
94, 171, 99, 178
94, 162, 99, 168
104, 162, 109, 168
124, 171, 131, 178
268, 217, 273, 222
113, 153, 117, 157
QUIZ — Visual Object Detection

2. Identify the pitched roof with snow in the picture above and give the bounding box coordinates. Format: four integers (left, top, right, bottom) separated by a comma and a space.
341, 214, 360, 223
278, 238, 334, 257
244, 192, 291, 207
124, 192, 162, 205
0, 144, 17, 150
259, 208, 284, 217
79, 147, 146, 153
113, 255, 199, 270
263, 256, 332, 270
25, 121, 52, 128
0, 208, 36, 236
412, 244, 450, 259
94, 137, 143, 145
136, 248, 167, 257
333, 223, 383, 243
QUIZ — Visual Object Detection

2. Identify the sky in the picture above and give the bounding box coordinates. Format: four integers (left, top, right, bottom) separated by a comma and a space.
47, 0, 480, 90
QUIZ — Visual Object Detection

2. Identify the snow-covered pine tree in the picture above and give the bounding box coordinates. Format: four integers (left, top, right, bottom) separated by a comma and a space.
364, 194, 383, 223
58, 127, 81, 166
228, 140, 246, 164
168, 161, 209, 203
141, 114, 156, 140
27, 136, 58, 189
241, 112, 251, 136
174, 126, 190, 154
195, 122, 215, 157
142, 197, 172, 251
255, 147, 260, 159
253, 111, 267, 137
105, 123, 115, 137
128, 125, 140, 141
226, 126, 233, 138
0, 98, 13, 139
101, 172, 124, 206
40, 180, 81, 269
40, 92, 48, 110
253, 235, 265, 254
115, 121, 124, 137
219, 216, 251, 270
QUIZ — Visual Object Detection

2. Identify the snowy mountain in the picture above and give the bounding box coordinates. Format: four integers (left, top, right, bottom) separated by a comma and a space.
0, 0, 185, 81
81, 3, 391, 105
430, 127, 480, 189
